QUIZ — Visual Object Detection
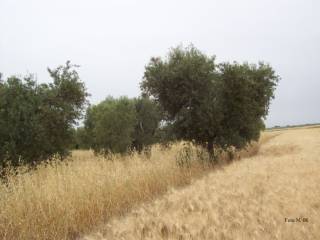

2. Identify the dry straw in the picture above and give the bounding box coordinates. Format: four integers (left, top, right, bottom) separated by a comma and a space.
0, 138, 265, 240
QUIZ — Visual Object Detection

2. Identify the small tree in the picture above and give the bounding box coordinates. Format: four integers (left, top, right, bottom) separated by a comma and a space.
141, 45, 279, 157
84, 96, 162, 155
40, 61, 89, 157
0, 62, 88, 167
84, 97, 137, 155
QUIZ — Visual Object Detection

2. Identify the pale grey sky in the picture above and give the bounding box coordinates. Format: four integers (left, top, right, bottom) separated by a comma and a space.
1, 0, 319, 127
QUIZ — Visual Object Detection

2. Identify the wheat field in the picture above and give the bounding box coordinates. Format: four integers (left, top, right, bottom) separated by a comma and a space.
83, 127, 320, 240
0, 137, 259, 240
0, 127, 319, 240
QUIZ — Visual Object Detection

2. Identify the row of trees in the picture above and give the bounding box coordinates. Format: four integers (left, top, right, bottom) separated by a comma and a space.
0, 45, 279, 167
80, 45, 278, 156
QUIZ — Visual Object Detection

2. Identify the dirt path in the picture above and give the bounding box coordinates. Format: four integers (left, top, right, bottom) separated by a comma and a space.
83, 128, 320, 240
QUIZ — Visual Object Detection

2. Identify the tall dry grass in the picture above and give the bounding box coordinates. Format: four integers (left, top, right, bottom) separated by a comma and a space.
0, 139, 264, 240
83, 128, 320, 240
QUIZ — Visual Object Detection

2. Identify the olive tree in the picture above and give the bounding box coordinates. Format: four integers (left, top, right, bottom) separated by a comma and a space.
84, 96, 137, 155
141, 45, 279, 156
84, 96, 162, 155
0, 61, 88, 167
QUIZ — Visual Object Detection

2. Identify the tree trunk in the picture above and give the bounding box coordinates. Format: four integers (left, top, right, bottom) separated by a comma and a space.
207, 140, 213, 154
207, 140, 215, 163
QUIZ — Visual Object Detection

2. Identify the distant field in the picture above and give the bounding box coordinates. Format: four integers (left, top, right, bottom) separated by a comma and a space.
266, 123, 320, 132
83, 127, 320, 240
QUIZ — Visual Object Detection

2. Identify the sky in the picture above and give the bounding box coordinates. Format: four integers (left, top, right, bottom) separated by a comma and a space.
0, 0, 319, 127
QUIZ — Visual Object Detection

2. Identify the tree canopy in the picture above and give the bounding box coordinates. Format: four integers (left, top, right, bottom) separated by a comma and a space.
0, 61, 88, 166
141, 45, 279, 154
83, 96, 161, 155
84, 96, 137, 155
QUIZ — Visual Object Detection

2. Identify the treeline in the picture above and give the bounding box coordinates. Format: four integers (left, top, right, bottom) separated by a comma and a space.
0, 45, 279, 168
268, 123, 320, 130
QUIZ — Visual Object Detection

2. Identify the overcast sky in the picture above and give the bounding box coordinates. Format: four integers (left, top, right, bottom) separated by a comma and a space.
1, 0, 319, 127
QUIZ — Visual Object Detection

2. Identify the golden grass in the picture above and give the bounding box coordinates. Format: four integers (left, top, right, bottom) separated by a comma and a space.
0, 138, 263, 240
83, 128, 320, 240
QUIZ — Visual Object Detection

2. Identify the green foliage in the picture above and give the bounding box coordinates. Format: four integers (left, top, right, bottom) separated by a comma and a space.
72, 127, 91, 149
0, 45, 279, 166
141, 45, 220, 152
216, 62, 278, 149
84, 97, 137, 155
141, 45, 279, 155
131, 97, 162, 152
154, 122, 177, 148
84, 96, 162, 155
0, 62, 88, 167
